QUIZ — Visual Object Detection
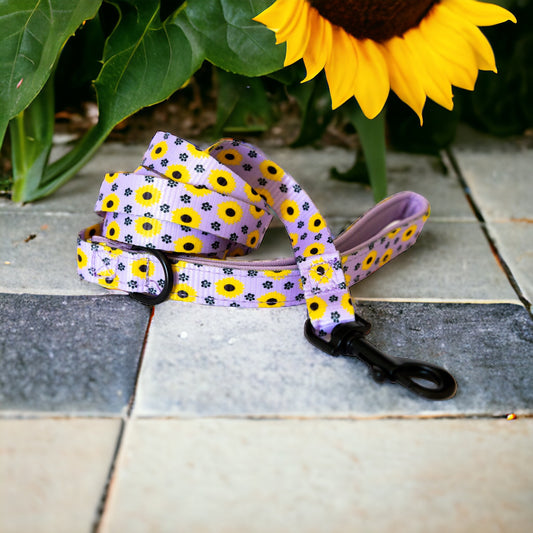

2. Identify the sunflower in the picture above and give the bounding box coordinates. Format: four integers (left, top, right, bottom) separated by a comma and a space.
306, 295, 327, 320
135, 185, 161, 207
208, 169, 237, 195
215, 277, 245, 298
218, 201, 243, 224
257, 291, 286, 307
254, 0, 516, 122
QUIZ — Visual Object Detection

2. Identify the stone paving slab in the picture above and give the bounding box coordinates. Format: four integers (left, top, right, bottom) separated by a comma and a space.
134, 301, 532, 417
0, 294, 150, 414
0, 417, 121, 533
453, 148, 533, 221
101, 417, 533, 533
486, 222, 533, 303
354, 220, 518, 301
0, 212, 103, 295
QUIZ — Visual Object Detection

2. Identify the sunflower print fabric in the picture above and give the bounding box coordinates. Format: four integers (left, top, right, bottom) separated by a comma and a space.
77, 132, 430, 335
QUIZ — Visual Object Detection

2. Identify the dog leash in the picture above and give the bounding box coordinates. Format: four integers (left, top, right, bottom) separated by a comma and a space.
76, 132, 457, 400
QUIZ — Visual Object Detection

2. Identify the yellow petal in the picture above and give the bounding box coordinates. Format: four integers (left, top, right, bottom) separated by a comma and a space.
302, 7, 332, 82
253, 0, 301, 33
324, 27, 359, 109
380, 37, 426, 124
419, 11, 478, 91
352, 38, 390, 119
272, 0, 306, 45
403, 28, 454, 110
439, 4, 497, 72
445, 0, 516, 26
284, 1, 311, 66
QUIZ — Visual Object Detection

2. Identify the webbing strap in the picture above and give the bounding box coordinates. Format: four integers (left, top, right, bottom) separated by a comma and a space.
77, 132, 430, 335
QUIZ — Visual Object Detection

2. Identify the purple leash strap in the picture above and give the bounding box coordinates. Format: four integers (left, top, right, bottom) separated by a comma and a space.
77, 132, 456, 399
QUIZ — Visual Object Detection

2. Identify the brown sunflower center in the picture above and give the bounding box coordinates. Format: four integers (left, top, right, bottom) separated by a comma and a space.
308, 0, 439, 42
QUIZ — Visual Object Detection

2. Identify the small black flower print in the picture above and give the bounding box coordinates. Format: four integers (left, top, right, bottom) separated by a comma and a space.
128, 280, 138, 289
297, 221, 304, 229
124, 217, 132, 226
248, 270, 258, 277
223, 267, 234, 275
160, 158, 169, 167
263, 281, 273, 289
331, 311, 340, 323
201, 202, 212, 211
118, 262, 126, 271
258, 177, 267, 186
180, 194, 191, 204
124, 235, 133, 243
211, 241, 220, 249
179, 153, 188, 161
245, 293, 255, 301
160, 204, 170, 213
194, 164, 205, 173
243, 164, 252, 171
302, 202, 310, 211
241, 225, 248, 234
111, 183, 118, 192
205, 296, 215, 305
162, 234, 172, 244
211, 221, 221, 231
201, 280, 211, 288
248, 150, 257, 158
293, 184, 301, 193
295, 293, 305, 301
279, 184, 288, 193
124, 205, 132, 214
284, 282, 294, 290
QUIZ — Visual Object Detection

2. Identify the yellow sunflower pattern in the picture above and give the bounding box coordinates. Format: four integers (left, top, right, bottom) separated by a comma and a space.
215, 277, 245, 299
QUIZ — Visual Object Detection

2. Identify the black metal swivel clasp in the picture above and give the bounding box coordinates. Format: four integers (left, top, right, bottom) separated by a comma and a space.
304, 317, 457, 400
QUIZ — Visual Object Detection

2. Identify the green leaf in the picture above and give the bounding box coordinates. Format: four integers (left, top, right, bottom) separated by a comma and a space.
215, 69, 273, 135
185, 0, 284, 76
94, 0, 204, 130
10, 72, 55, 202
43, 0, 206, 196
340, 101, 388, 202
288, 72, 333, 147
0, 0, 102, 145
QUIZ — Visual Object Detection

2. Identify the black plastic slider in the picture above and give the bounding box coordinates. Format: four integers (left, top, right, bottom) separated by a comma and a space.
129, 248, 173, 306
304, 319, 457, 400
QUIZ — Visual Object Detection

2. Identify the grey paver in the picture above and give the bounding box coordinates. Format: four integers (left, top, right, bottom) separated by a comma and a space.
101, 418, 533, 533
0, 212, 103, 295
354, 220, 519, 301
260, 147, 474, 222
453, 147, 533, 221
0, 418, 121, 533
487, 222, 533, 303
135, 301, 532, 417
0, 294, 150, 414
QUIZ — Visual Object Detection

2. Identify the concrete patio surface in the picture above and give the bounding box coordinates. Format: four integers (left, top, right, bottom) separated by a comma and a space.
1, 125, 532, 533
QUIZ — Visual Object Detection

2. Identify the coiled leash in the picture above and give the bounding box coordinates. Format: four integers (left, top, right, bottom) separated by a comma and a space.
77, 132, 457, 400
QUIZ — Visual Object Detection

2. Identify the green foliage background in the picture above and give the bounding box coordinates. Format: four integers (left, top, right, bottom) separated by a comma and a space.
0, 0, 530, 203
